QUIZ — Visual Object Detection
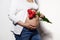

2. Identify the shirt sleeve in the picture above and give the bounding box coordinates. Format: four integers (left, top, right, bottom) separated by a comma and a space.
8, 0, 24, 24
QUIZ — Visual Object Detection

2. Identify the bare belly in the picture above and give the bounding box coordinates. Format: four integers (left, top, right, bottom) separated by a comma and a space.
25, 15, 40, 27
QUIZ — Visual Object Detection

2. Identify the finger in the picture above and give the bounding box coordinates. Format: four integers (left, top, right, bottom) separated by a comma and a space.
30, 26, 36, 30
28, 26, 33, 30
30, 25, 36, 27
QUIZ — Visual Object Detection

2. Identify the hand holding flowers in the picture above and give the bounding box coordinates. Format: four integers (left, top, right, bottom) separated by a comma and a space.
27, 9, 52, 24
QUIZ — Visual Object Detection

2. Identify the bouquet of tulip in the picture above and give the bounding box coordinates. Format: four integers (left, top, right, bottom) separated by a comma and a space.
27, 9, 52, 24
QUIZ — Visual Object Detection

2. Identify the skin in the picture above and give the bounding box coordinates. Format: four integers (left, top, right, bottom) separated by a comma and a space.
27, 0, 33, 3
17, 0, 45, 30
25, 9, 44, 30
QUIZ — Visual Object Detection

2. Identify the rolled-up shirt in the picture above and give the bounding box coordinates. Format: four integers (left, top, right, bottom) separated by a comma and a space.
8, 0, 39, 35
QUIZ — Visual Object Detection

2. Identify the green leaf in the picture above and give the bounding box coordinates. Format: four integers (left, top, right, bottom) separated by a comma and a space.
37, 11, 52, 24
36, 11, 41, 17
42, 16, 52, 24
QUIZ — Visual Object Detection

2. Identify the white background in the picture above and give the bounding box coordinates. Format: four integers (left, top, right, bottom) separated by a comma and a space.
0, 0, 60, 40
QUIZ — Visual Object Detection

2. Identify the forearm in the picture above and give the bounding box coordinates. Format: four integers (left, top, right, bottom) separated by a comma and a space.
16, 21, 27, 27
16, 20, 37, 30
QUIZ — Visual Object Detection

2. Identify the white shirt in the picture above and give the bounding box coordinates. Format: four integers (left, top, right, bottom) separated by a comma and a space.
8, 0, 39, 35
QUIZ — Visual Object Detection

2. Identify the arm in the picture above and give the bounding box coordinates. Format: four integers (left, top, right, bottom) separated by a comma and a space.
39, 13, 52, 23
8, 0, 26, 27
8, 0, 36, 30
35, 0, 45, 18
8, 0, 19, 24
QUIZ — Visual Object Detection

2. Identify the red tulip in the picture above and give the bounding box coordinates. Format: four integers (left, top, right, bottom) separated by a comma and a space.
27, 9, 52, 24
27, 9, 36, 19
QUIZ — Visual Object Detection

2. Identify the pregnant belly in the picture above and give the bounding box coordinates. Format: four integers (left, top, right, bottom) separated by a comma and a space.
25, 15, 40, 27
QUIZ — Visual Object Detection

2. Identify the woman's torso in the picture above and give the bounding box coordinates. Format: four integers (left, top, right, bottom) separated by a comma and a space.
24, 0, 40, 27
16, 0, 39, 27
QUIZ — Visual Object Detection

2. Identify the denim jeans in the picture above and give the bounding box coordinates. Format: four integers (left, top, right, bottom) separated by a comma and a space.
14, 27, 41, 40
